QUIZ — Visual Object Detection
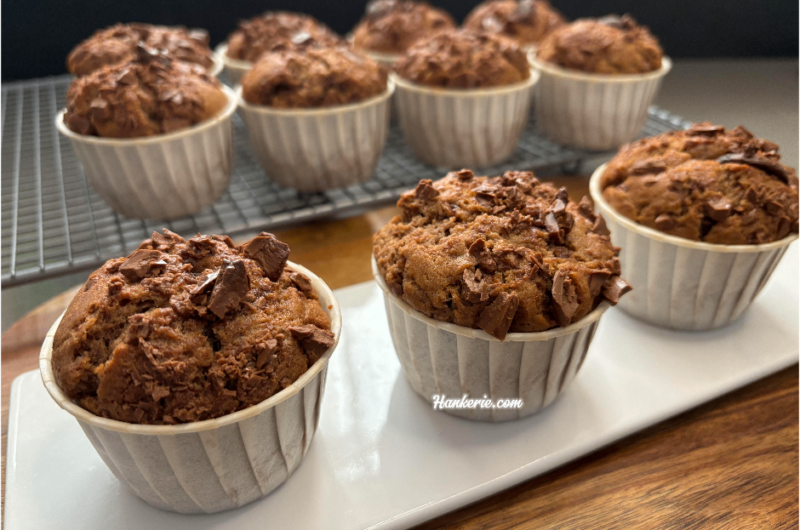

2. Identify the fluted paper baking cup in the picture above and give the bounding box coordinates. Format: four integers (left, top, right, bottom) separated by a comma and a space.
372, 257, 609, 422
392, 72, 538, 169
39, 262, 341, 514
55, 85, 236, 221
237, 82, 393, 192
215, 43, 250, 86
529, 55, 671, 151
589, 163, 797, 330
208, 52, 224, 78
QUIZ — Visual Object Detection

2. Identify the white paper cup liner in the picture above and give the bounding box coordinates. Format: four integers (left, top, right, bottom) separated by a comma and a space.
237, 82, 394, 192
39, 261, 342, 514
392, 71, 538, 169
372, 257, 608, 422
590, 163, 797, 330
208, 52, 224, 78
530, 55, 671, 151
215, 43, 251, 86
55, 85, 236, 221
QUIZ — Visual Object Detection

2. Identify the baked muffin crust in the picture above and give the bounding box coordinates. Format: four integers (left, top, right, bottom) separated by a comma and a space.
600, 123, 799, 244
226, 11, 342, 63
373, 170, 629, 340
463, 0, 565, 46
67, 23, 214, 77
536, 15, 663, 74
352, 0, 456, 55
241, 47, 388, 108
51, 230, 334, 425
394, 29, 530, 88
64, 45, 228, 138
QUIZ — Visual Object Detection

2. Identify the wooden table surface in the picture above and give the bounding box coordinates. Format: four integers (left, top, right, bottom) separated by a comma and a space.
2, 176, 798, 528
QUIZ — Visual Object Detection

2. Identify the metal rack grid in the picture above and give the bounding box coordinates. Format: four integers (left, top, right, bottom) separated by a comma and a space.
1, 74, 691, 288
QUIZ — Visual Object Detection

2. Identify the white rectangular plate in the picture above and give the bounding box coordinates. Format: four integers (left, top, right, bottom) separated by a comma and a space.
5, 246, 799, 530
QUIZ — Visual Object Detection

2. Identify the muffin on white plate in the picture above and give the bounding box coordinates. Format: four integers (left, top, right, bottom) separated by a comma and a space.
238, 46, 393, 192
57, 45, 236, 220
530, 15, 670, 150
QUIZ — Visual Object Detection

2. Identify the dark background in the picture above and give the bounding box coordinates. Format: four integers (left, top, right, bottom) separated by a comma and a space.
2, 0, 798, 80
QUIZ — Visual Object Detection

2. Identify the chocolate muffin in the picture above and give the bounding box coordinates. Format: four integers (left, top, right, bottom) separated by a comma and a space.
64, 45, 228, 138
51, 230, 335, 425
241, 47, 388, 108
352, 0, 456, 55
394, 29, 530, 88
463, 0, 565, 47
600, 123, 800, 245
226, 11, 343, 63
373, 170, 630, 340
67, 23, 215, 77
536, 15, 663, 74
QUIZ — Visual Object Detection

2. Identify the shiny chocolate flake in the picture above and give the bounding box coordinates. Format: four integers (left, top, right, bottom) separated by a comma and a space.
655, 213, 676, 230
598, 14, 636, 30
544, 212, 562, 243
686, 123, 725, 136
119, 249, 166, 281
462, 268, 493, 303
189, 269, 220, 304
551, 269, 579, 327
590, 214, 611, 237
212, 234, 236, 248
241, 232, 290, 281
603, 275, 632, 304
588, 269, 612, 296
630, 159, 667, 176
289, 271, 314, 296
207, 260, 250, 318
456, 169, 474, 181
414, 179, 440, 200
717, 153, 791, 184
577, 196, 596, 221
704, 197, 732, 222
290, 325, 335, 361
476, 291, 519, 340
151, 229, 185, 249
255, 338, 279, 369
469, 238, 497, 273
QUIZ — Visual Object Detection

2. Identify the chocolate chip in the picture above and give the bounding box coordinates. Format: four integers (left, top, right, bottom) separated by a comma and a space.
292, 31, 312, 44
242, 232, 290, 281
414, 179, 440, 200
255, 339, 279, 369
577, 196, 596, 221
687, 123, 725, 136
151, 229, 185, 248
119, 249, 166, 281
66, 113, 92, 135
290, 325, 335, 362
765, 200, 784, 215
630, 159, 667, 176
745, 187, 758, 203
588, 269, 612, 296
212, 234, 235, 248
590, 214, 611, 236
611, 256, 621, 275
477, 292, 519, 340
462, 269, 492, 303
474, 184, 502, 202
455, 169, 474, 181
655, 214, 675, 230
289, 271, 314, 296
116, 68, 137, 85
207, 260, 249, 318
551, 269, 579, 327
598, 14, 635, 30
777, 217, 792, 240
603, 275, 632, 304
717, 153, 791, 184
89, 98, 110, 120
190, 269, 219, 304
704, 198, 732, 222
544, 212, 562, 243
469, 239, 497, 273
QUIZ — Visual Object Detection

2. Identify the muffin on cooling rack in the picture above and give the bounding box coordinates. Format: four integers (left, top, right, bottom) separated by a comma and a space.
590, 123, 798, 330
219, 11, 343, 84
463, 0, 565, 49
530, 15, 671, 150
351, 0, 456, 67
57, 44, 236, 220
237, 46, 393, 191
41, 230, 340, 512
392, 29, 537, 168
67, 23, 218, 77
373, 169, 629, 420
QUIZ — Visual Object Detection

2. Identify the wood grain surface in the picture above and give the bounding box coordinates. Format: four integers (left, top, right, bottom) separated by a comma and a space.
2, 177, 798, 528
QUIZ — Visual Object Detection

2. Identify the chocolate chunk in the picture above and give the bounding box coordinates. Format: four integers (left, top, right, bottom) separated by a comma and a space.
551, 189, 567, 216
598, 14, 635, 30
590, 214, 611, 236
455, 169, 474, 181
66, 114, 92, 135
207, 261, 249, 318
414, 179, 440, 200
151, 229, 185, 249
290, 325, 335, 361
655, 214, 675, 230
704, 198, 732, 222
119, 250, 166, 281
289, 271, 314, 296
777, 217, 792, 240
765, 200, 784, 215
717, 153, 791, 184
462, 269, 492, 303
603, 275, 632, 304
212, 234, 235, 248
242, 232, 290, 281
687, 123, 725, 136
611, 256, 621, 275
469, 239, 497, 273
577, 196, 596, 221
476, 292, 519, 340
189, 269, 219, 303
544, 212, 563, 244
551, 269, 579, 327
630, 159, 667, 176
589, 269, 612, 296
744, 187, 758, 203
255, 339, 279, 369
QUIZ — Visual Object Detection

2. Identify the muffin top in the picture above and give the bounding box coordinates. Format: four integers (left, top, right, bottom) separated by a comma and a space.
67, 23, 214, 77
51, 230, 335, 425
241, 47, 388, 108
394, 30, 530, 88
352, 0, 456, 55
373, 170, 630, 340
64, 45, 228, 138
226, 11, 343, 63
600, 123, 799, 245
463, 0, 566, 47
536, 15, 663, 74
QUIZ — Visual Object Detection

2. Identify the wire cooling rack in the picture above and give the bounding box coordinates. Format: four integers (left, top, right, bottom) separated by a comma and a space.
1, 74, 690, 287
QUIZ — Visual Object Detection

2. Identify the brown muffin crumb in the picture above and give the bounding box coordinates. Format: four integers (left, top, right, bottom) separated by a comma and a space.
241, 47, 388, 108
395, 29, 530, 88
64, 45, 228, 138
51, 230, 334, 425
463, 0, 565, 46
536, 15, 663, 74
373, 170, 629, 340
67, 23, 214, 77
600, 123, 799, 244
226, 11, 343, 63
352, 0, 456, 55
